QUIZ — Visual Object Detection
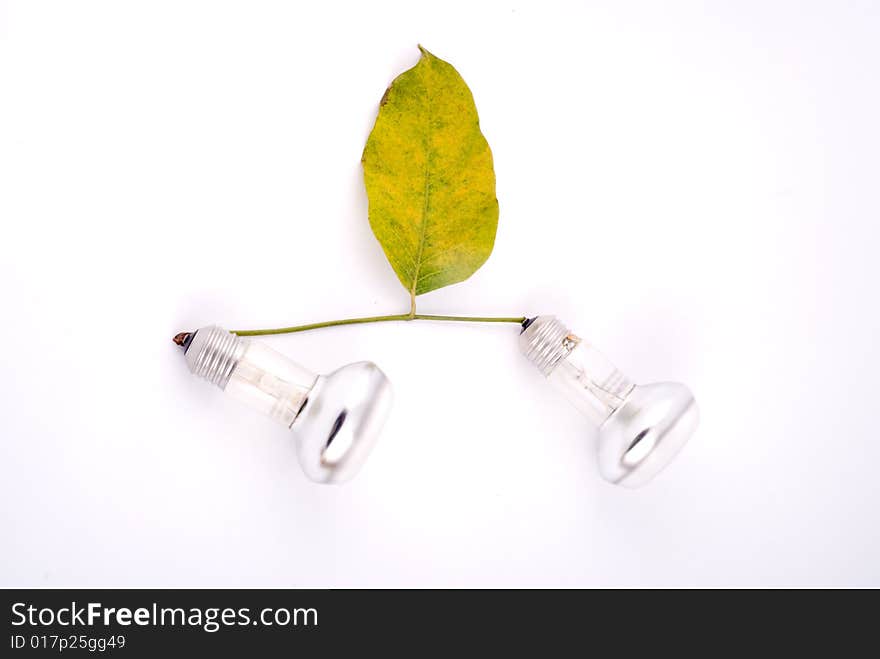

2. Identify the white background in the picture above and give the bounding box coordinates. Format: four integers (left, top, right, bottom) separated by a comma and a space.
1, 0, 878, 587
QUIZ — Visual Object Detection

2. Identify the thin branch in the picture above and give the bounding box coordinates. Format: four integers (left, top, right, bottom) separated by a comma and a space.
229, 312, 526, 337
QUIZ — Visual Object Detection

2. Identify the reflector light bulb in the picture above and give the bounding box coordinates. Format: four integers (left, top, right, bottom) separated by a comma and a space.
177, 326, 393, 484
519, 316, 698, 488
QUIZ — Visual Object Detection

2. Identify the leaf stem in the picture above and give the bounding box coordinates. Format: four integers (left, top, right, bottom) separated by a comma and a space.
231, 313, 526, 337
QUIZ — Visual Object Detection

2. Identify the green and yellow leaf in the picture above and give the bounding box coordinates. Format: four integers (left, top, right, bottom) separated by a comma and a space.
362, 46, 498, 301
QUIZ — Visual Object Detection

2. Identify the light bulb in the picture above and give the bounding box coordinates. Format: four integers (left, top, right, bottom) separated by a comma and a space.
519, 316, 698, 488
176, 326, 393, 484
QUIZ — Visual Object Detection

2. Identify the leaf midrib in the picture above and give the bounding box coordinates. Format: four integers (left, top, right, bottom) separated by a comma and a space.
410, 71, 433, 298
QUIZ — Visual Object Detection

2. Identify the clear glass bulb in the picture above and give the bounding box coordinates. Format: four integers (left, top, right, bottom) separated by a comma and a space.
519, 316, 698, 488
179, 326, 393, 484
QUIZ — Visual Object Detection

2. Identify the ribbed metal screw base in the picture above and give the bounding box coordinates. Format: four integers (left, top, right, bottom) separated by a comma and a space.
519, 316, 576, 376
184, 325, 248, 389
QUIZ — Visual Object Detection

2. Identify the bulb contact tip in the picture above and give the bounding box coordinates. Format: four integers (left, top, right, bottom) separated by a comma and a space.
173, 332, 192, 348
